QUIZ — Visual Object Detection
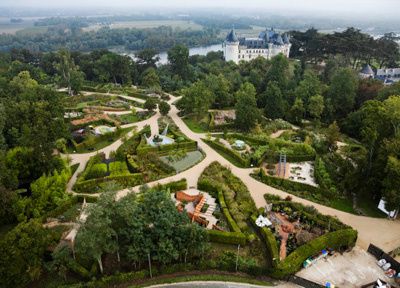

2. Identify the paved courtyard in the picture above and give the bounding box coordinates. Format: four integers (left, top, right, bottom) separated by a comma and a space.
296, 246, 398, 287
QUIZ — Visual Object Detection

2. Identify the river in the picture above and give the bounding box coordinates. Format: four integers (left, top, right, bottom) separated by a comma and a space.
127, 44, 223, 65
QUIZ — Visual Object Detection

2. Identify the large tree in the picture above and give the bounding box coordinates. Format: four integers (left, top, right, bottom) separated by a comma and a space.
328, 68, 358, 119
168, 44, 190, 80
179, 81, 214, 118
234, 82, 260, 131
263, 81, 286, 119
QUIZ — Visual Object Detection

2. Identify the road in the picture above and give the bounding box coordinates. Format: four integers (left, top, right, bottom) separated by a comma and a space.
65, 93, 400, 252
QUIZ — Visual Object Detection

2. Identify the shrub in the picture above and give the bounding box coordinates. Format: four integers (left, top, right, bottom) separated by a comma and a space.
155, 179, 188, 193
126, 154, 140, 173
109, 161, 130, 176
84, 163, 108, 180
207, 230, 246, 245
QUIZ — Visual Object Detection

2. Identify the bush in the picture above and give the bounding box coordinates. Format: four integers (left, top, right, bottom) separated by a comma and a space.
126, 154, 140, 173
207, 230, 247, 245
84, 163, 108, 180
155, 179, 188, 193
272, 229, 357, 278
203, 139, 249, 168
109, 161, 130, 176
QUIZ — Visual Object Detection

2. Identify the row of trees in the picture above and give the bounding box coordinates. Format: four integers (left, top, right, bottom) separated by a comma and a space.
56, 187, 208, 277
0, 25, 220, 53
290, 28, 400, 68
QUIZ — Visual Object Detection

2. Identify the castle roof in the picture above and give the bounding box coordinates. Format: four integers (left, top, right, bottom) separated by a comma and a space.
226, 27, 290, 48
360, 64, 374, 75
226, 29, 239, 43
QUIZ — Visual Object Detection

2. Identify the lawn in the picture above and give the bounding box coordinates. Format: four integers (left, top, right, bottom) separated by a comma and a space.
160, 150, 204, 173
357, 196, 387, 218
182, 115, 210, 133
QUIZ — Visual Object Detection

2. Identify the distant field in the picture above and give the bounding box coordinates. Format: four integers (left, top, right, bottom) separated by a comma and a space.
83, 20, 203, 31
0, 17, 40, 34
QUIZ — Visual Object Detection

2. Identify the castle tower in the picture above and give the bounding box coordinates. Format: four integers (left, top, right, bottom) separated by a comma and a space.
223, 29, 239, 64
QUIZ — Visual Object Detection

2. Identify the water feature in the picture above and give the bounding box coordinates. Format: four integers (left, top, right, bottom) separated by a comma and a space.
127, 44, 223, 65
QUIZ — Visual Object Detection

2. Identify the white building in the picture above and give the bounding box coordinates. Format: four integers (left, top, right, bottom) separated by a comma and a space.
376, 68, 400, 82
223, 28, 291, 64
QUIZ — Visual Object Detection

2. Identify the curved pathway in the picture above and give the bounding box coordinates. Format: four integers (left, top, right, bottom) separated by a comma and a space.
64, 94, 400, 252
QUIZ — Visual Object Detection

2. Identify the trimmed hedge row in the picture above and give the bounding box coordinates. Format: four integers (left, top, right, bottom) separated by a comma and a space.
156, 179, 188, 193
136, 138, 197, 156
272, 229, 358, 278
250, 214, 279, 267
74, 173, 143, 193
228, 133, 268, 146
203, 139, 249, 168
207, 230, 247, 246
254, 169, 322, 197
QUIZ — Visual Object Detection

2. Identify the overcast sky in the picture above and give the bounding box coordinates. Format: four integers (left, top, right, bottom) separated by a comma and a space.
2, 0, 399, 18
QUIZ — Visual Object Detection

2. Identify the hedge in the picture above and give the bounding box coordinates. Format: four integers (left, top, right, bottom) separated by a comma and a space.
156, 179, 188, 193
250, 215, 279, 267
228, 133, 268, 146
197, 179, 219, 197
203, 139, 249, 168
271, 229, 357, 278
136, 139, 197, 156
126, 154, 140, 173
207, 230, 247, 246
74, 173, 143, 193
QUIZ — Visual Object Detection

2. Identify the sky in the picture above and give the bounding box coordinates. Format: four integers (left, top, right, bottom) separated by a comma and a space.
2, 0, 399, 19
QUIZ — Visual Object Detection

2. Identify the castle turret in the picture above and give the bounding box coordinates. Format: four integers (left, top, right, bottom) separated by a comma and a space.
223, 29, 239, 64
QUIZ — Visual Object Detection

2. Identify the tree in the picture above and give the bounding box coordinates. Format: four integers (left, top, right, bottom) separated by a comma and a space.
383, 96, 400, 137
308, 94, 324, 121
234, 82, 260, 131
159, 101, 171, 116
263, 81, 286, 119
0, 219, 58, 287
328, 68, 358, 119
326, 121, 340, 150
382, 156, 400, 211
179, 81, 213, 118
141, 68, 160, 89
294, 70, 322, 104
95, 53, 132, 85
54, 50, 82, 96
204, 74, 233, 108
75, 192, 118, 274
168, 44, 190, 80
264, 54, 290, 91
144, 98, 157, 112
290, 97, 305, 124
135, 48, 160, 73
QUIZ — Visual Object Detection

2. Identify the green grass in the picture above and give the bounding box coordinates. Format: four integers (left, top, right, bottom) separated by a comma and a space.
160, 150, 204, 173
357, 196, 387, 218
182, 115, 210, 133
203, 139, 248, 168
331, 198, 356, 214
134, 274, 272, 288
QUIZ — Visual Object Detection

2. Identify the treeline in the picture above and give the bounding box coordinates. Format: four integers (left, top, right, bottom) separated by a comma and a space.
0, 25, 220, 53
290, 27, 400, 68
